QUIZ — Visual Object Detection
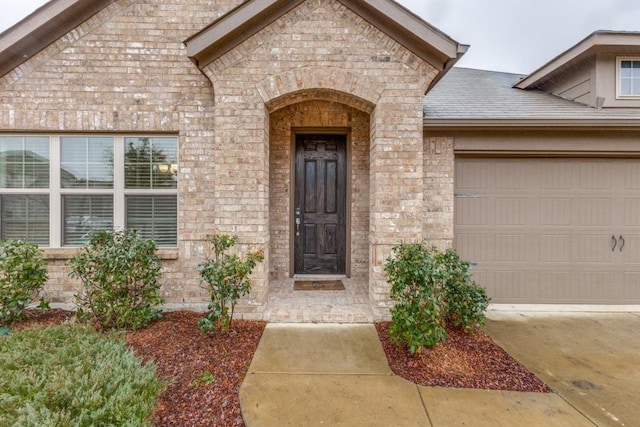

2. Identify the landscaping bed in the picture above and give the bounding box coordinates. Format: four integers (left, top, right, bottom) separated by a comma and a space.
376, 322, 550, 392
11, 309, 549, 426
125, 311, 265, 426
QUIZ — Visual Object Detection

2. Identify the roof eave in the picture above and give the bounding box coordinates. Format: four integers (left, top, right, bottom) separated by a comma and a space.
338, 0, 461, 66
0, 0, 116, 79
426, 44, 469, 93
423, 118, 640, 129
185, 0, 305, 68
515, 31, 640, 90
185, 0, 465, 74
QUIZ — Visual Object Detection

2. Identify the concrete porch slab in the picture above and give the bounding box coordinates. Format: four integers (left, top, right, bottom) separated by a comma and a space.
258, 279, 375, 323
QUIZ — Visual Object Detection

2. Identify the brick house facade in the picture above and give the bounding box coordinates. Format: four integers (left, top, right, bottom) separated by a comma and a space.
7, 2, 636, 314
0, 0, 465, 319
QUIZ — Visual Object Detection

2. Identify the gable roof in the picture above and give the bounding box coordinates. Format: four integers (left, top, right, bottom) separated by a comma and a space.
0, 0, 116, 78
424, 67, 640, 128
184, 0, 468, 89
515, 31, 640, 90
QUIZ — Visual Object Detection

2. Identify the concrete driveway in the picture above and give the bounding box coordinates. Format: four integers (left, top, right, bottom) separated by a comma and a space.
486, 312, 640, 427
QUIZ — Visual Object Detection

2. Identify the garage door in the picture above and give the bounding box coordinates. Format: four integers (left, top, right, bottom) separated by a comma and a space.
454, 158, 640, 304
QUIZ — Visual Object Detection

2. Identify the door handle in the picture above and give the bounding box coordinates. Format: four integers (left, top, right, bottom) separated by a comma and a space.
619, 235, 625, 252
295, 207, 301, 236
611, 235, 617, 252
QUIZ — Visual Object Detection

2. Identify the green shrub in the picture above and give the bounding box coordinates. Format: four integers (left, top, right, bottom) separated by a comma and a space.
384, 242, 489, 354
198, 234, 264, 332
0, 239, 49, 325
440, 249, 489, 332
0, 324, 164, 426
68, 230, 164, 330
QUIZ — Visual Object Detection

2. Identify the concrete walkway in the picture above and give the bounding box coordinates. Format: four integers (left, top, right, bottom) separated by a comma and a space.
240, 323, 593, 426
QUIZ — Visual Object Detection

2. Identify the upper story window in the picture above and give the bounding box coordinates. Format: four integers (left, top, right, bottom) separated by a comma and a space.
618, 58, 640, 98
0, 135, 178, 248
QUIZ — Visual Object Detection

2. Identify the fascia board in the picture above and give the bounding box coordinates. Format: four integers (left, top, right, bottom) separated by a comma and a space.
515, 31, 640, 89
0, 0, 116, 78
423, 118, 640, 128
185, 0, 464, 71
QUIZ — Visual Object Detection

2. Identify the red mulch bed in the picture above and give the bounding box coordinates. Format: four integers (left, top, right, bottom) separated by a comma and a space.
12, 309, 265, 427
375, 322, 551, 393
11, 308, 75, 330
125, 311, 265, 426
12, 310, 550, 426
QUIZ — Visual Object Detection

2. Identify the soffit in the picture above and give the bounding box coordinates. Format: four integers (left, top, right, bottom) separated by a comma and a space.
184, 0, 467, 78
0, 0, 116, 78
515, 31, 640, 90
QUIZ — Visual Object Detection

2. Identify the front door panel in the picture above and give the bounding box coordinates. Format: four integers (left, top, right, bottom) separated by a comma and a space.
294, 134, 346, 274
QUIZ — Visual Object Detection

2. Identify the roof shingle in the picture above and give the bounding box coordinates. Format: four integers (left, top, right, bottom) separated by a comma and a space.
423, 67, 640, 123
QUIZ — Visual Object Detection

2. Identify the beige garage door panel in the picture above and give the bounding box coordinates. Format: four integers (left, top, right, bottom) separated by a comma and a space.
455, 158, 640, 304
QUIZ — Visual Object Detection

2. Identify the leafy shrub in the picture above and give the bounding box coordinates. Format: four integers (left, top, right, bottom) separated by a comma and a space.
440, 249, 489, 332
384, 242, 489, 354
0, 324, 164, 426
198, 234, 264, 332
0, 239, 48, 325
68, 230, 164, 330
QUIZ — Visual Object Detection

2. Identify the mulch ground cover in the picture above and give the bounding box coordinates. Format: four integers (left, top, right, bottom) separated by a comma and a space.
12, 309, 550, 426
125, 311, 265, 426
375, 322, 551, 393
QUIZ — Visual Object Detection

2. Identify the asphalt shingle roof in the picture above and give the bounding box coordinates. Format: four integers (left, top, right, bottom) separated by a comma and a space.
423, 67, 640, 121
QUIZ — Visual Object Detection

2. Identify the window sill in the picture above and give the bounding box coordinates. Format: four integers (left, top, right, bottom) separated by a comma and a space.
157, 249, 179, 260
42, 248, 179, 260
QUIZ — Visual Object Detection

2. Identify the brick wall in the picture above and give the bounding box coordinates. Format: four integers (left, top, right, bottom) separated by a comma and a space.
0, 0, 244, 305
202, 0, 438, 316
423, 136, 455, 249
0, 0, 443, 318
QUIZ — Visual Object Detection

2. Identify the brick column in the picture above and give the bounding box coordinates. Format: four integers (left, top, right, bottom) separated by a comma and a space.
369, 97, 425, 318
210, 81, 271, 313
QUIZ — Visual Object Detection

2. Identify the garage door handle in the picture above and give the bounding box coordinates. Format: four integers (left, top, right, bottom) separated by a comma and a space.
619, 235, 625, 252
611, 235, 617, 252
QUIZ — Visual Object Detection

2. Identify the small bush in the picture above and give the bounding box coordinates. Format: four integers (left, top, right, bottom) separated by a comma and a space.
0, 324, 164, 426
68, 230, 164, 330
384, 242, 489, 354
0, 239, 48, 325
198, 234, 264, 332
441, 249, 489, 332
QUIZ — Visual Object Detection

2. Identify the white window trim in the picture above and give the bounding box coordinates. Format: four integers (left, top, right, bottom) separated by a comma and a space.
616, 57, 640, 100
50, 135, 61, 247
1, 134, 178, 248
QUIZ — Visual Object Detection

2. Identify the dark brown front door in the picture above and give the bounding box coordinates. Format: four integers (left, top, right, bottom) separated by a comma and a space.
294, 134, 346, 275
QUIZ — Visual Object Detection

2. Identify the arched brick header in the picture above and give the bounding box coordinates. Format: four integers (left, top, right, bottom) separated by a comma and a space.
265, 88, 375, 114
256, 66, 383, 112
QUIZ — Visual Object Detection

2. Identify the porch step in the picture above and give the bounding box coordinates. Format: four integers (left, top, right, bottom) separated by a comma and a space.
260, 279, 374, 323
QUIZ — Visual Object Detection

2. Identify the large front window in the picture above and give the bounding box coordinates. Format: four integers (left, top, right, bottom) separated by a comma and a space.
618, 58, 640, 98
0, 135, 178, 247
